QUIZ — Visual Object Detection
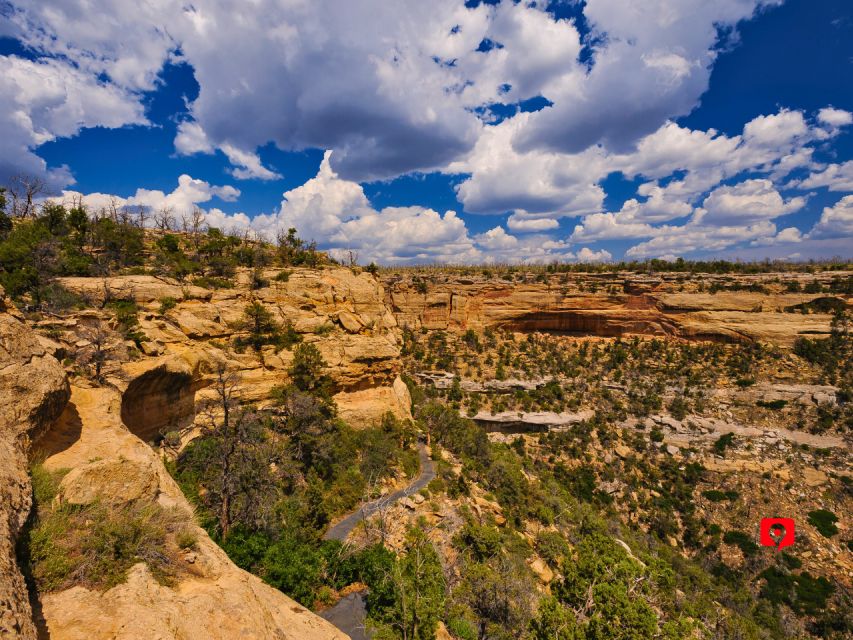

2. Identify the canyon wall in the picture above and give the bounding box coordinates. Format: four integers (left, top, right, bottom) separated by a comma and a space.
3, 267, 409, 640
56, 267, 411, 430
383, 272, 849, 344
0, 288, 69, 640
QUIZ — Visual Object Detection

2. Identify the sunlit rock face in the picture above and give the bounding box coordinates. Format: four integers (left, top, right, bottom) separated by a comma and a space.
383, 272, 843, 345
0, 287, 69, 640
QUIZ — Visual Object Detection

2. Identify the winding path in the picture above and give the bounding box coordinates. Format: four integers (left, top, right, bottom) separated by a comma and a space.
320, 444, 435, 639
324, 443, 435, 541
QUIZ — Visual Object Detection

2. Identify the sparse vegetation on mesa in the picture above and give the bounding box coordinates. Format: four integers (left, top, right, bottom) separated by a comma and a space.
0, 186, 328, 312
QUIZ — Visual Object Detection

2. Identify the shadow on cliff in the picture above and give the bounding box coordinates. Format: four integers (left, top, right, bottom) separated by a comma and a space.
32, 402, 82, 460
15, 484, 52, 640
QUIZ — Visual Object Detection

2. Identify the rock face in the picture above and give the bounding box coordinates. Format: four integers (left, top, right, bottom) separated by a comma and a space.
39, 384, 348, 640
58, 267, 410, 427
384, 273, 847, 344
471, 409, 594, 433
118, 354, 204, 443
0, 290, 70, 640
4, 268, 406, 638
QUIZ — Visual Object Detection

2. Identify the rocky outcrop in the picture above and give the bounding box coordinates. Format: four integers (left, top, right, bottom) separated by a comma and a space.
334, 375, 413, 427
58, 268, 408, 426
40, 384, 348, 640
384, 273, 846, 344
118, 355, 202, 443
55, 275, 211, 305
0, 289, 70, 640
472, 409, 594, 433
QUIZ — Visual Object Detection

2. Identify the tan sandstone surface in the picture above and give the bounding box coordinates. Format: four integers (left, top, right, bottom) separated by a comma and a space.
0, 288, 69, 640
384, 272, 850, 344
37, 384, 347, 640
56, 267, 412, 428
3, 267, 412, 639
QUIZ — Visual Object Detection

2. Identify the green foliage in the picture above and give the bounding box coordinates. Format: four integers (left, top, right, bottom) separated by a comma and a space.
713, 432, 735, 455
549, 532, 658, 639
277, 227, 322, 267
757, 399, 787, 410
105, 298, 145, 344
154, 233, 199, 279
368, 526, 445, 640
288, 342, 333, 398
535, 530, 572, 569
235, 301, 300, 352
456, 554, 534, 640
23, 465, 194, 592
701, 489, 739, 502
194, 275, 234, 289
794, 311, 852, 388
667, 395, 688, 420
807, 509, 839, 538
158, 296, 177, 314
759, 567, 834, 615
723, 530, 759, 556
456, 522, 502, 562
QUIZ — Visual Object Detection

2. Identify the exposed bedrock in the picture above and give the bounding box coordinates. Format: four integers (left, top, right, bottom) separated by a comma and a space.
119, 358, 199, 444
501, 309, 681, 337
383, 275, 840, 344
0, 288, 70, 640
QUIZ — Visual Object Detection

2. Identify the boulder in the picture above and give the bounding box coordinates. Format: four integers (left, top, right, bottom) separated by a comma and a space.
334, 377, 413, 429
337, 311, 363, 333
529, 558, 555, 584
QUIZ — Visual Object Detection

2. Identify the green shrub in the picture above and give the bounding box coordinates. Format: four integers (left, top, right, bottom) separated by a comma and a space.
535, 530, 571, 569
781, 552, 801, 570
713, 433, 735, 455
807, 509, 839, 538
314, 322, 334, 336
756, 399, 787, 410
759, 567, 833, 615
24, 465, 195, 592
723, 530, 759, 556
194, 275, 234, 289
158, 296, 177, 314
702, 489, 739, 502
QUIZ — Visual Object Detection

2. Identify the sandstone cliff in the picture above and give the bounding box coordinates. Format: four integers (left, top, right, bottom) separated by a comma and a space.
36, 384, 348, 640
0, 287, 69, 640
55, 266, 411, 429
3, 267, 408, 639
384, 272, 850, 344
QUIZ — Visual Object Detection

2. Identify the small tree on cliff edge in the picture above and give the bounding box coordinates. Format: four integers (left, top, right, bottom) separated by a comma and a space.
289, 342, 334, 401
197, 364, 269, 538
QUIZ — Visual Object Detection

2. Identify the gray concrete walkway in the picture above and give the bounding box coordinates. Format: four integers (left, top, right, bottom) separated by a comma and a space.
323, 443, 435, 541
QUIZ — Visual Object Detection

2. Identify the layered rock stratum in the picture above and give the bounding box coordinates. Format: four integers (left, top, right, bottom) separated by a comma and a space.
384, 271, 848, 345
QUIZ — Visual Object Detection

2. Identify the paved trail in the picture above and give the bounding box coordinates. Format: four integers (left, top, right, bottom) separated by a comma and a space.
320, 443, 435, 639
323, 443, 435, 541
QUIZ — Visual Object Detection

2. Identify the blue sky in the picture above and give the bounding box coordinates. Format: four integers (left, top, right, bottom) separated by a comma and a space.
1, 0, 852, 263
